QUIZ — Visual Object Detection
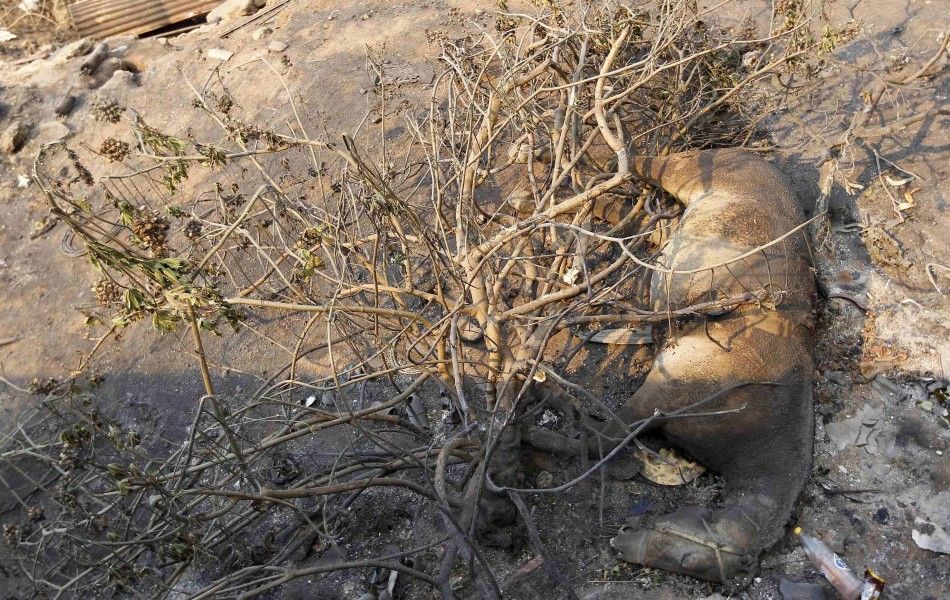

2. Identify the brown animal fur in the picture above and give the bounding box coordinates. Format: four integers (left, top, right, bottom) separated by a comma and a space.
602, 149, 816, 584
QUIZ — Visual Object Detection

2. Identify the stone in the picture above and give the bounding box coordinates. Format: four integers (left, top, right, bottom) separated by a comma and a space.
206, 48, 235, 62
0, 121, 30, 154
54, 94, 76, 116
251, 27, 272, 41
34, 121, 71, 144
207, 0, 268, 24
823, 528, 847, 554
99, 70, 138, 93
87, 57, 138, 89
64, 38, 95, 59
267, 40, 288, 53
874, 507, 890, 524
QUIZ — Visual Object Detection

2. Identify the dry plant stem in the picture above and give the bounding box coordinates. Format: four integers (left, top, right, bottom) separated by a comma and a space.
187, 301, 216, 398
225, 297, 434, 327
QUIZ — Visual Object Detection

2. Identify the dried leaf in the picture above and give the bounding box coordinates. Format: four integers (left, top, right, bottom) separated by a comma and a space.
562, 266, 580, 285
636, 447, 706, 486
843, 179, 864, 194
884, 175, 913, 187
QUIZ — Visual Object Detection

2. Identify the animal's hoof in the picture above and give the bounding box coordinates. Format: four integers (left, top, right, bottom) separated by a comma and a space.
610, 506, 758, 584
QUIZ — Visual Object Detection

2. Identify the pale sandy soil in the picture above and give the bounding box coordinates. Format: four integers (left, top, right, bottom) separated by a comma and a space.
0, 1, 947, 598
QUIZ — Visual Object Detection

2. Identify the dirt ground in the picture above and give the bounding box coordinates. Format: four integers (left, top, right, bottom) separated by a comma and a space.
0, 1, 947, 599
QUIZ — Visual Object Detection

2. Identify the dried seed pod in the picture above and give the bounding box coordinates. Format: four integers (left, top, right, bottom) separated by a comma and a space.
3, 524, 19, 546
183, 219, 203, 240
92, 278, 120, 306
90, 98, 124, 123
99, 137, 130, 162
130, 209, 170, 253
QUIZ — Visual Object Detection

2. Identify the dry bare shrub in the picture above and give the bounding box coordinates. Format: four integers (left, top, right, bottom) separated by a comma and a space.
4, 2, 844, 597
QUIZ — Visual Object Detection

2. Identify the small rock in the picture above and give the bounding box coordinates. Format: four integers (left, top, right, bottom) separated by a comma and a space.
65, 38, 95, 59
370, 115, 382, 124
361, 13, 372, 20
99, 70, 138, 93
251, 27, 272, 40
87, 58, 137, 89
34, 121, 71, 144
156, 37, 169, 46
919, 400, 934, 412
823, 529, 847, 554
267, 40, 288, 53
320, 390, 335, 409
206, 48, 234, 61
0, 121, 30, 154
207, 0, 267, 24
17, 174, 30, 188
873, 507, 889, 524
54, 94, 76, 116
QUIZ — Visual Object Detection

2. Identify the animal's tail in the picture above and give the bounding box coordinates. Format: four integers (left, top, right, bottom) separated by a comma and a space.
630, 149, 749, 206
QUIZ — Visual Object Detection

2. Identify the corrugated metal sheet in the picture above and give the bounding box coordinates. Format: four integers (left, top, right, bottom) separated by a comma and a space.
68, 0, 224, 39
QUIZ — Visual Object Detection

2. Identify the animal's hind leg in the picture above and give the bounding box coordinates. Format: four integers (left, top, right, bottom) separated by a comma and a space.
608, 325, 814, 584
611, 469, 805, 584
